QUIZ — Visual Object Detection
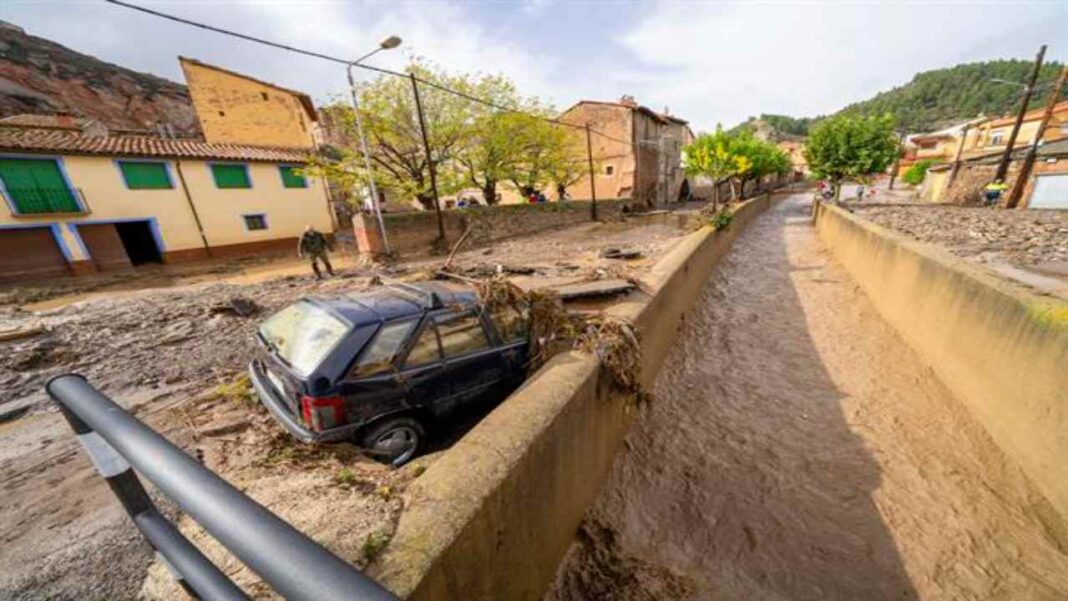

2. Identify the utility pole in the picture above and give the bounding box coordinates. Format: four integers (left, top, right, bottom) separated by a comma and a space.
947, 122, 972, 187
1007, 63, 1067, 208
585, 123, 598, 221
888, 131, 906, 190
994, 44, 1046, 182
409, 74, 446, 246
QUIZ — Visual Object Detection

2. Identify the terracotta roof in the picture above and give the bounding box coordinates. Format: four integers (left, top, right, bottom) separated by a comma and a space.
0, 126, 311, 163
986, 100, 1068, 129
179, 56, 318, 123
566, 100, 690, 126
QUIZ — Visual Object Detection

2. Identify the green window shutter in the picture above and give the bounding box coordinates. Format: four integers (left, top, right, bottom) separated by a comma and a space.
120, 161, 172, 189
279, 165, 307, 188
211, 164, 251, 188
0, 158, 79, 214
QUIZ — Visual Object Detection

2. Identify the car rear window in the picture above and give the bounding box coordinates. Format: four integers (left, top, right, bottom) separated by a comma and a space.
437, 313, 490, 358
258, 301, 350, 377
351, 320, 417, 377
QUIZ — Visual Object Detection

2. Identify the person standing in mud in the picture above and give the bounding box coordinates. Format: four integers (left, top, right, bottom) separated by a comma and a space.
298, 225, 335, 279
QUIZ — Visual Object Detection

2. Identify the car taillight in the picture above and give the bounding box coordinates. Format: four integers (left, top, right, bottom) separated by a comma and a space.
300, 395, 347, 432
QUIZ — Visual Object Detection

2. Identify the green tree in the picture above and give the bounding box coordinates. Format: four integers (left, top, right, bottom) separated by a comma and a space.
803, 114, 899, 197
683, 126, 751, 207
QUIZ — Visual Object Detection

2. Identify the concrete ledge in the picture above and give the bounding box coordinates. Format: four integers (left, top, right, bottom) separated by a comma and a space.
813, 201, 1068, 518
369, 194, 777, 599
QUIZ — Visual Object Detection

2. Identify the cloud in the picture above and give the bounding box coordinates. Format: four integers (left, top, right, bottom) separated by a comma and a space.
0, 0, 558, 107
617, 1, 1068, 131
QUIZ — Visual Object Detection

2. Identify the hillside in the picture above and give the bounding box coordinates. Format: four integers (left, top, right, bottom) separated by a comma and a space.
734, 59, 1066, 137
0, 20, 197, 133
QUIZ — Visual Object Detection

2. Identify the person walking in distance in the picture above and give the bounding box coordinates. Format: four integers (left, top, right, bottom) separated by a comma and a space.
298, 225, 335, 279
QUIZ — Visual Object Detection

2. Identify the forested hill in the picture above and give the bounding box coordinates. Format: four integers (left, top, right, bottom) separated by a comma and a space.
733, 59, 1065, 137
837, 59, 1064, 131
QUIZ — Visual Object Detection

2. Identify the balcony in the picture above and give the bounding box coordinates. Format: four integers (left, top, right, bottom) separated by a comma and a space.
2, 187, 91, 217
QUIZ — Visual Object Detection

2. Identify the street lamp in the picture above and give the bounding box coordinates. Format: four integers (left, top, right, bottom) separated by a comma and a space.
347, 36, 401, 256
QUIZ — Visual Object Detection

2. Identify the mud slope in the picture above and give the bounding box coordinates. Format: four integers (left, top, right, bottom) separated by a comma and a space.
549, 195, 1068, 600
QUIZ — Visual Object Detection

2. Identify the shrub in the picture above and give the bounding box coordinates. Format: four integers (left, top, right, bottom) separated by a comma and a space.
902, 159, 935, 186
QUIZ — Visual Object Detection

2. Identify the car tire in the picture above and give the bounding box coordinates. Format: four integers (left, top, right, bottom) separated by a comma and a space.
360, 417, 425, 466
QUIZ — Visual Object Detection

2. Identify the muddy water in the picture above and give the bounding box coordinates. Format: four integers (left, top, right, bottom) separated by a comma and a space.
549, 195, 1068, 600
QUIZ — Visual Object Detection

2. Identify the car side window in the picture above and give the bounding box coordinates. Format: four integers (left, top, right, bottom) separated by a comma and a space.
491, 306, 528, 343
437, 312, 491, 358
404, 323, 442, 368
350, 320, 416, 378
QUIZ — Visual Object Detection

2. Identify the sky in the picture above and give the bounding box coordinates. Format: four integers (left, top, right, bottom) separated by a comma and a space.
2, 0, 1066, 133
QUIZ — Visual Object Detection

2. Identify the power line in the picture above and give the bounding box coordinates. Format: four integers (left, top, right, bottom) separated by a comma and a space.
102, 0, 634, 146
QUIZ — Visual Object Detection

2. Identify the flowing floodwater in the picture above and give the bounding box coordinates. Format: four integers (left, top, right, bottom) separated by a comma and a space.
549, 195, 1068, 600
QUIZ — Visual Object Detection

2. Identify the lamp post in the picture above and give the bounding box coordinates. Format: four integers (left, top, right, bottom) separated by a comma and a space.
347, 35, 401, 256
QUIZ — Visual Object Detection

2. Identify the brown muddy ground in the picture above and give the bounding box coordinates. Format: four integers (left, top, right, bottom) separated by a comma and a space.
0, 216, 691, 600
549, 195, 1068, 600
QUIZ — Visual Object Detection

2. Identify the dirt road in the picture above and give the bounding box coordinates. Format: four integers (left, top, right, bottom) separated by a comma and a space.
550, 195, 1068, 600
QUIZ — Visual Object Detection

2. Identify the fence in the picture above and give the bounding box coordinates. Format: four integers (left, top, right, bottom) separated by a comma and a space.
46, 373, 396, 601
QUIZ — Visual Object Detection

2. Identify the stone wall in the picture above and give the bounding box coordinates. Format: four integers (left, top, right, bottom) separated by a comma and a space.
354, 200, 626, 257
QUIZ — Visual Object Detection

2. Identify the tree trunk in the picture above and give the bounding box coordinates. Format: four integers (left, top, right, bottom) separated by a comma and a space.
556, 183, 567, 201
482, 181, 497, 205
712, 182, 720, 212
416, 193, 435, 211
729, 179, 739, 202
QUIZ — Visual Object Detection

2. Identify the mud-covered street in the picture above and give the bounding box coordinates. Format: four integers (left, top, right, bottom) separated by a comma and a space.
0, 216, 690, 600
550, 195, 1068, 600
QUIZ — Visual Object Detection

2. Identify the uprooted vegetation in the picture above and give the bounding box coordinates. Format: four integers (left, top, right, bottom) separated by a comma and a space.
476, 277, 645, 398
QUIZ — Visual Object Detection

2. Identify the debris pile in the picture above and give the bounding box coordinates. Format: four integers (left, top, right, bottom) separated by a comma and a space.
476, 278, 644, 396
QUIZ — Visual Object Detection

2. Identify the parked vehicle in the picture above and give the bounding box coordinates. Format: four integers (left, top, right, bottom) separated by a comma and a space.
249, 282, 529, 465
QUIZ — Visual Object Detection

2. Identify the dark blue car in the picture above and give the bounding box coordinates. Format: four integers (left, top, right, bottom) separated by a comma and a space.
249, 281, 529, 465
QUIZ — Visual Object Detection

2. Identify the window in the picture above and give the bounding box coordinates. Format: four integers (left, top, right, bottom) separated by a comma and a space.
211, 163, 251, 188
604, 164, 615, 176
0, 158, 80, 214
243, 214, 268, 231
119, 161, 172, 189
990, 130, 1005, 146
491, 306, 528, 343
404, 325, 442, 367
351, 320, 416, 377
279, 165, 307, 188
258, 301, 351, 377
437, 313, 490, 358
218, 110, 226, 117
261, 92, 269, 101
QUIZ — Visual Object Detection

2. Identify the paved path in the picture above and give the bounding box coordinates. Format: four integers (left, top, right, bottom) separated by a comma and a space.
550, 194, 1068, 600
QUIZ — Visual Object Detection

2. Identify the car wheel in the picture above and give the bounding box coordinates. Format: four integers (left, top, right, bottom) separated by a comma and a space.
361, 417, 424, 466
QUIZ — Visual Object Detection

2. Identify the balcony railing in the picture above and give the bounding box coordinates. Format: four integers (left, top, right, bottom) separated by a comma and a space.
3, 187, 90, 216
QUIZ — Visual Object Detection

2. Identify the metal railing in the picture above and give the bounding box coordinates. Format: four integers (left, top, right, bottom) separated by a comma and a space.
46, 374, 397, 601
3, 187, 91, 215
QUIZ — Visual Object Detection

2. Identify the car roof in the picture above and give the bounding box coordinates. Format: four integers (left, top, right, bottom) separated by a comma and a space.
312, 281, 479, 327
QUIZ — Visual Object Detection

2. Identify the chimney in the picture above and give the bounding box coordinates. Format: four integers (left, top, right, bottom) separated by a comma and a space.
55, 112, 75, 128
619, 95, 637, 108
663, 106, 670, 116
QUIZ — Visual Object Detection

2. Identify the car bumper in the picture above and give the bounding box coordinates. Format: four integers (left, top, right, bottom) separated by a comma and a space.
247, 363, 356, 444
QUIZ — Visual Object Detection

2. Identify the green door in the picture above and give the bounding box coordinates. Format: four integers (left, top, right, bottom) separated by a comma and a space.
0, 158, 79, 214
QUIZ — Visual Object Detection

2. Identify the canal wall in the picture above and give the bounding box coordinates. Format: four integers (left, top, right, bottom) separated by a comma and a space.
813, 201, 1068, 520
368, 194, 779, 599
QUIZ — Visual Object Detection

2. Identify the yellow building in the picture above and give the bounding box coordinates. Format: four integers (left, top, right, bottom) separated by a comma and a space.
0, 56, 336, 282
179, 57, 318, 149
965, 101, 1068, 157
0, 125, 332, 281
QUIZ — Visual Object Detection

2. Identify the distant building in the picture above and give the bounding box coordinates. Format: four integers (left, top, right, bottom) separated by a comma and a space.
0, 58, 333, 282
964, 101, 1068, 158
558, 96, 694, 207
776, 140, 808, 177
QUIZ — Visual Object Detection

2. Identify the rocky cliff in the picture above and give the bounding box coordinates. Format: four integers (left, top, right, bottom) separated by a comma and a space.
0, 20, 198, 134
